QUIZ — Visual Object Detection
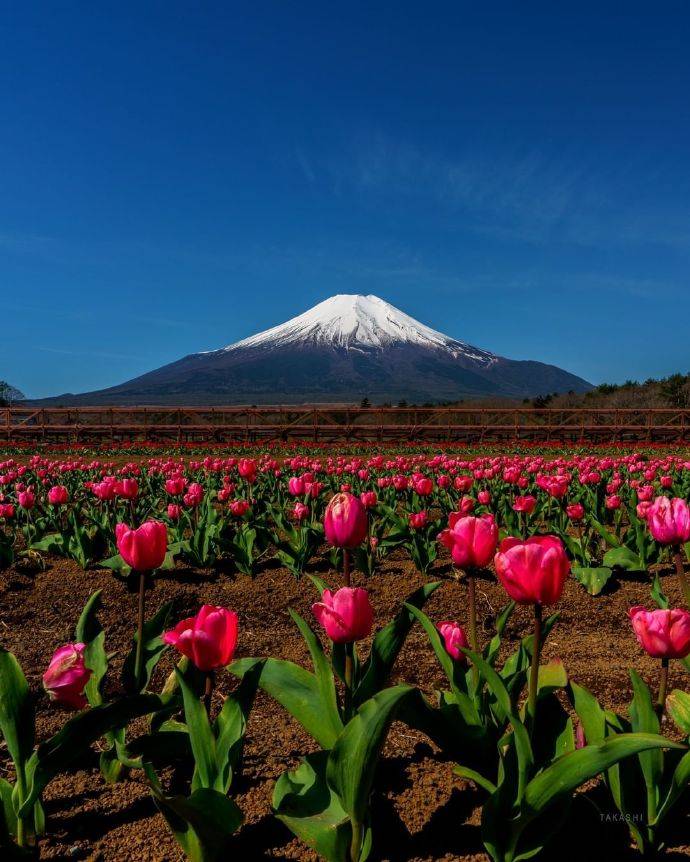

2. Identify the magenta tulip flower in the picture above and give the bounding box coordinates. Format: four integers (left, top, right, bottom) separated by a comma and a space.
438, 513, 498, 569
494, 535, 570, 606
628, 606, 690, 659
323, 492, 368, 549
164, 605, 239, 671
437, 621, 470, 662
115, 520, 167, 571
646, 496, 690, 545
312, 587, 374, 643
47, 485, 69, 506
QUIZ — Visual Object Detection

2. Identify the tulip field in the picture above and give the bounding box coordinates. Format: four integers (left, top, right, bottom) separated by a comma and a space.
2, 447, 690, 861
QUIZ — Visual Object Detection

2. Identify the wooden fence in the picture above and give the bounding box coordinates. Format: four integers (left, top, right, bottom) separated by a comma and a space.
2, 406, 690, 444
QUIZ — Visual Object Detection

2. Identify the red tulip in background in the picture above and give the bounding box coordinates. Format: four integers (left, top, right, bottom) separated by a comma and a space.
115, 521, 168, 571
312, 586, 374, 643
494, 535, 570, 606
0, 503, 15, 519
167, 503, 181, 521
512, 495, 537, 514
437, 620, 469, 662
323, 492, 368, 549
359, 491, 377, 509
42, 643, 92, 710
229, 499, 250, 517
165, 477, 186, 496
48, 485, 69, 506
164, 605, 239, 671
438, 513, 498, 569
409, 511, 428, 530
566, 503, 584, 521
18, 488, 35, 509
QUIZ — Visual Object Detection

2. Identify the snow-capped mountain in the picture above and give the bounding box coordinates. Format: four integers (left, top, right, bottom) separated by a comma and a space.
39, 294, 592, 405
216, 294, 495, 362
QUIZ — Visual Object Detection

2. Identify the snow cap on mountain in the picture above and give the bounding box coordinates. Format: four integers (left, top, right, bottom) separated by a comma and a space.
216, 294, 495, 363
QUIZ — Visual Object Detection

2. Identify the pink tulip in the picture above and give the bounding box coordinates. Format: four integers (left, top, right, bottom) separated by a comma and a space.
291, 501, 310, 521
48, 485, 69, 506
437, 621, 470, 662
628, 606, 690, 659
359, 491, 377, 509
646, 496, 690, 545
323, 493, 368, 548
477, 490, 491, 505
0, 503, 15, 519
43, 643, 91, 709
184, 482, 204, 507
438, 514, 498, 569
164, 605, 239, 671
115, 520, 167, 570
288, 476, 305, 496
312, 587, 374, 643
605, 494, 621, 510
494, 535, 570, 606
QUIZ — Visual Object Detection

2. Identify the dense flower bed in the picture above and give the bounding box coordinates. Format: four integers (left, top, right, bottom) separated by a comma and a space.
1, 448, 690, 861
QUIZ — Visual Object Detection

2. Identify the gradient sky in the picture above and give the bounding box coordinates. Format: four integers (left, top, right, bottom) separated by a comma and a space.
3, 2, 690, 397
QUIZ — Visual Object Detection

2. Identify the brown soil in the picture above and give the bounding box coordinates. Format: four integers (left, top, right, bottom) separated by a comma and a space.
1, 549, 689, 862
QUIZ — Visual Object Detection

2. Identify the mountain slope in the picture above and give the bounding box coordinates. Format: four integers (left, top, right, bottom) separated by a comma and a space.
38, 295, 592, 405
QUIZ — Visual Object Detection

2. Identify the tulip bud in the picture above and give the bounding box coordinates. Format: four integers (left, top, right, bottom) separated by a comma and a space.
312, 587, 374, 643
164, 605, 239, 671
323, 493, 368, 549
494, 535, 570, 606
43, 643, 91, 709
628, 606, 690, 659
115, 520, 167, 571
436, 620, 470, 662
646, 496, 690, 545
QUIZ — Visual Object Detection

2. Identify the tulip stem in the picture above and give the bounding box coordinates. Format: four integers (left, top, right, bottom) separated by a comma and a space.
343, 548, 351, 587
673, 548, 690, 609
350, 818, 363, 862
204, 670, 215, 716
467, 571, 479, 689
134, 569, 147, 690
528, 603, 543, 736
658, 658, 669, 716
344, 641, 354, 719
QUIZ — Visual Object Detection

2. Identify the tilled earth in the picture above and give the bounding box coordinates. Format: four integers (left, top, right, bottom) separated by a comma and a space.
1, 549, 689, 861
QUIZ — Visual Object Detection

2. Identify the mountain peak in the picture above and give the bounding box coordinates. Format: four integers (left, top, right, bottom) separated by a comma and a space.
216, 293, 496, 362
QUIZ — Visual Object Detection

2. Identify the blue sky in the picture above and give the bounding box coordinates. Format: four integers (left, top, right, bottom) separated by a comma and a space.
2, 2, 690, 397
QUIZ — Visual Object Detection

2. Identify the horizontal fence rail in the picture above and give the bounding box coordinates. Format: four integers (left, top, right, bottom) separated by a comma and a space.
1, 406, 690, 444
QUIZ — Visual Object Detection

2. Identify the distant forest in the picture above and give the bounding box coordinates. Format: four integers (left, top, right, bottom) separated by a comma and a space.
363, 372, 690, 410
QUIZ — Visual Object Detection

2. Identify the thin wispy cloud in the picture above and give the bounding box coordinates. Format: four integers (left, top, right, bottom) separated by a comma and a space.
295, 133, 690, 252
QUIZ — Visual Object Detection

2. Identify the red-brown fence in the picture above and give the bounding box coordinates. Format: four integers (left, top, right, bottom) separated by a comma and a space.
2, 406, 690, 444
